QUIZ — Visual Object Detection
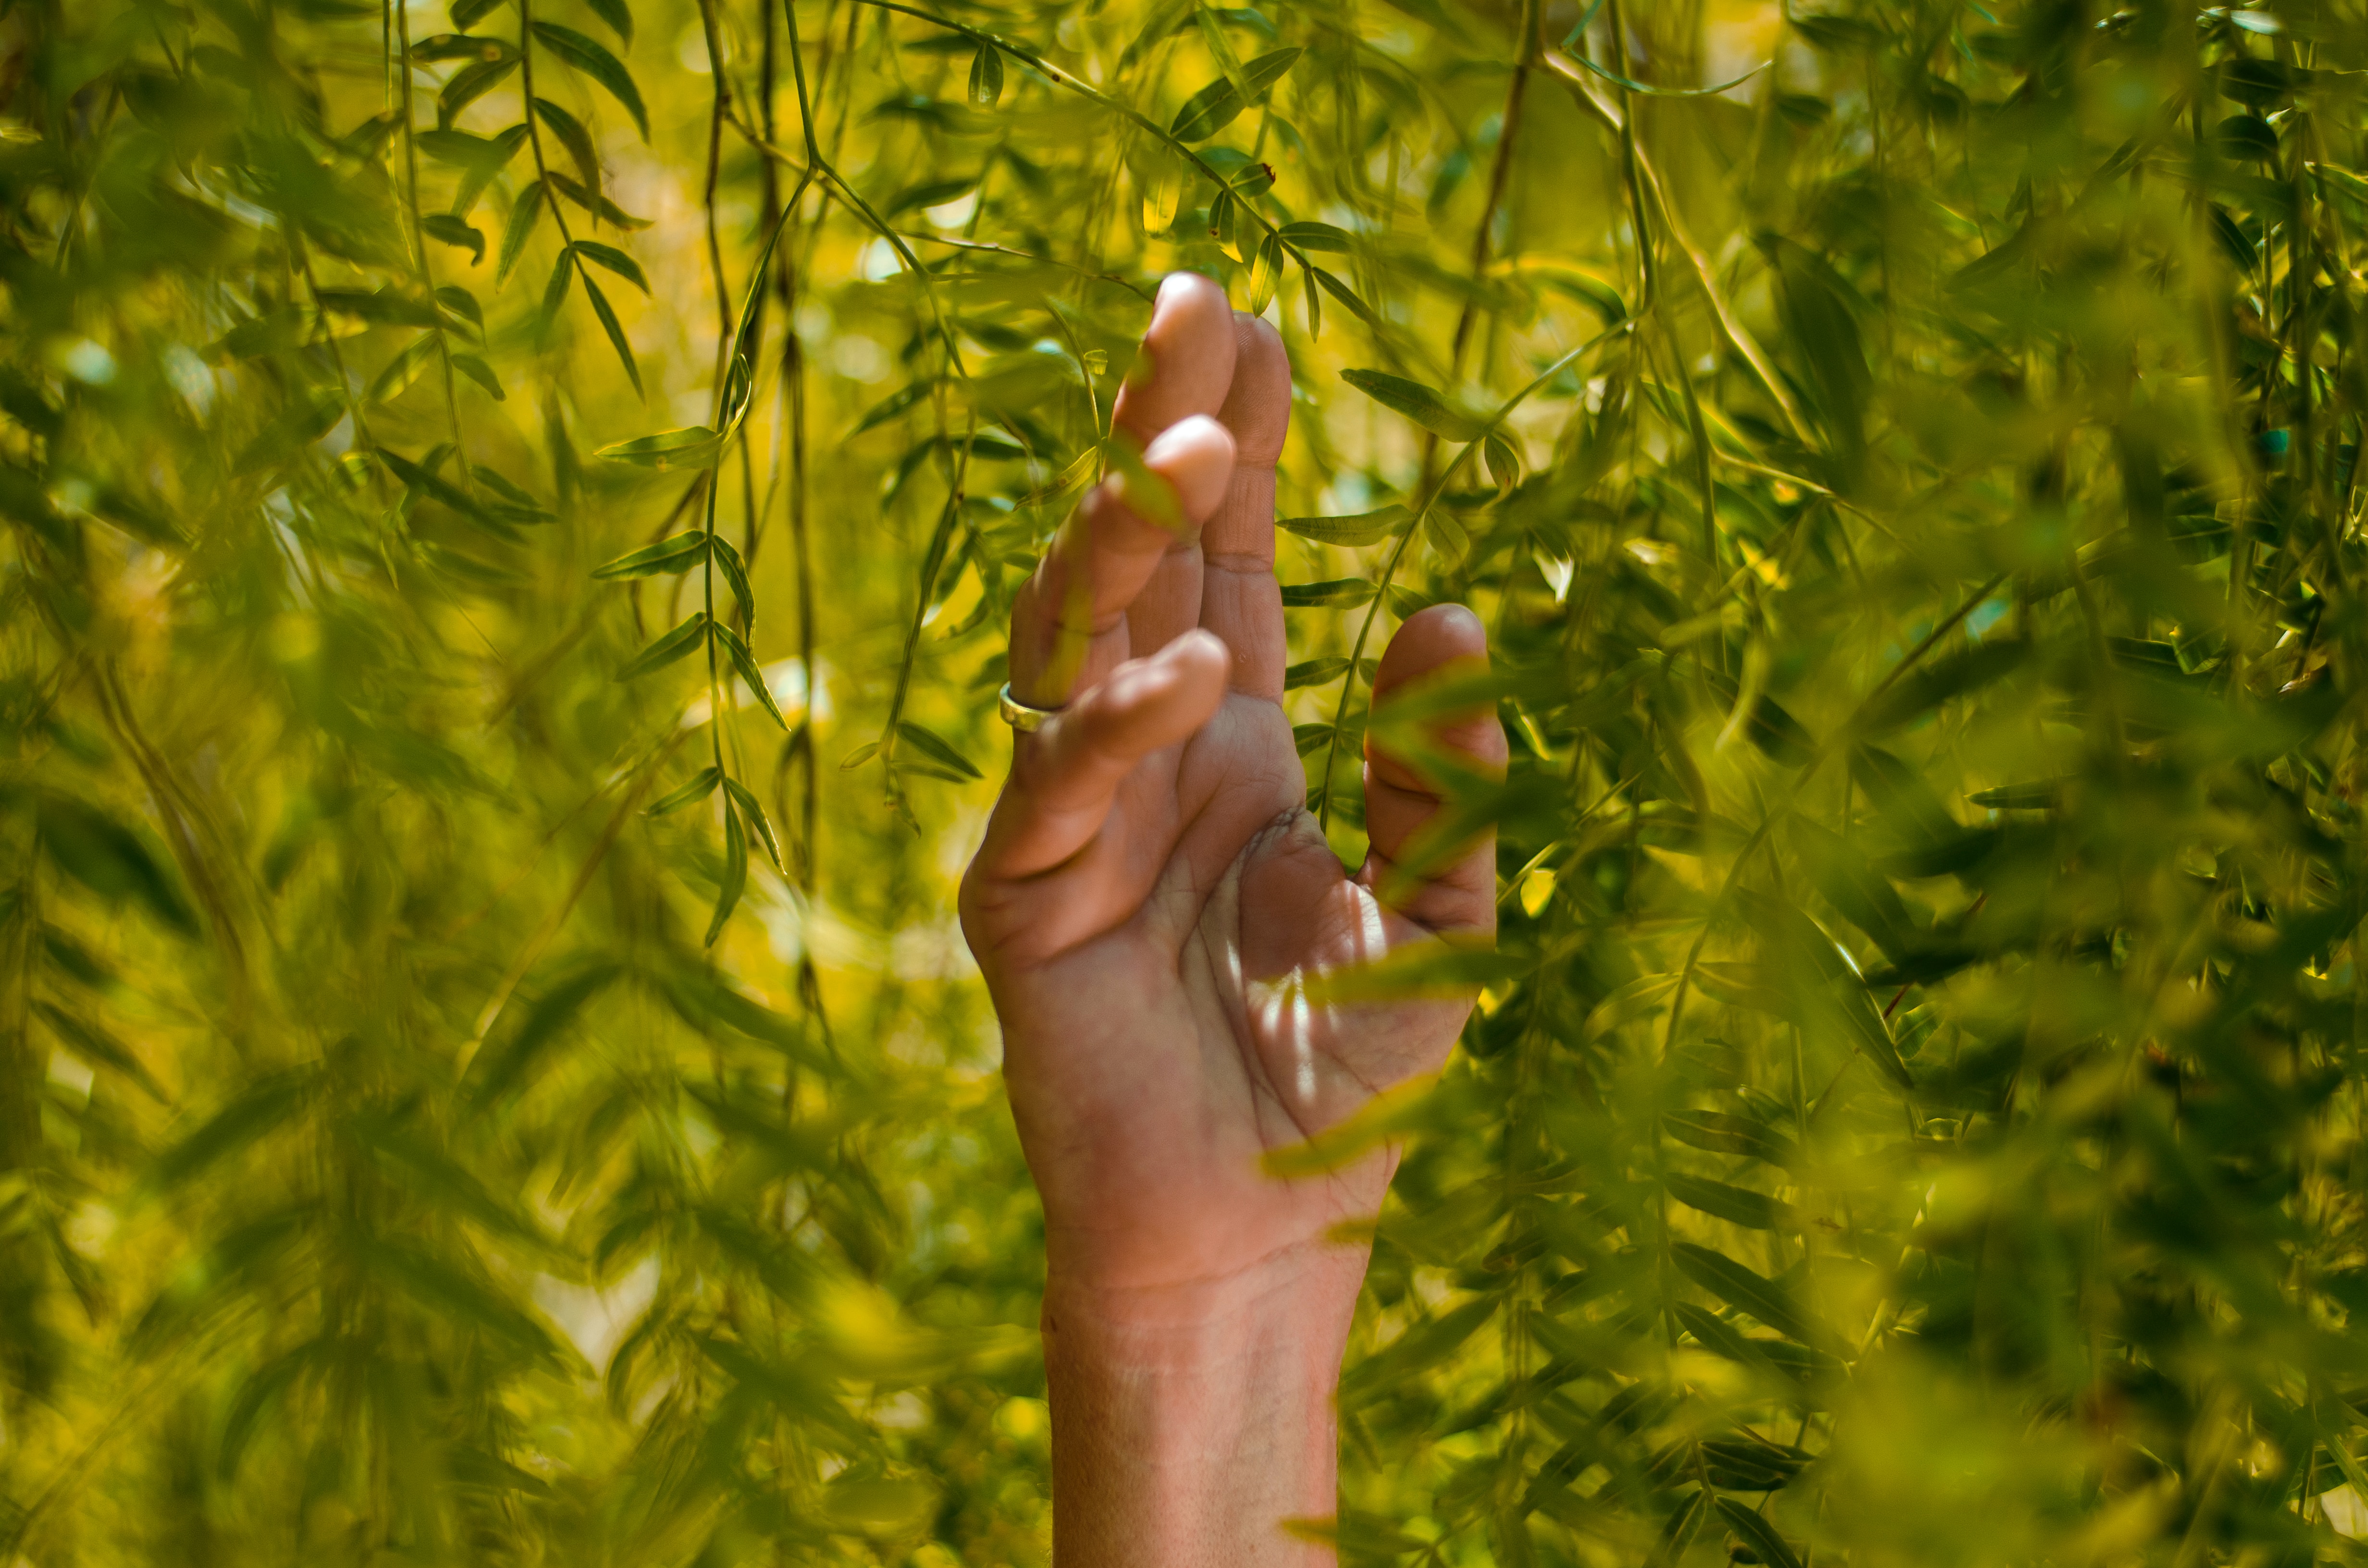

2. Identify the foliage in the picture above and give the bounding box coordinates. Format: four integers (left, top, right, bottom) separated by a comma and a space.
5, 0, 2368, 1559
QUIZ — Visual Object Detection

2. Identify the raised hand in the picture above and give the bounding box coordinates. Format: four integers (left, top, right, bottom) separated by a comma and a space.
959, 273, 1505, 1565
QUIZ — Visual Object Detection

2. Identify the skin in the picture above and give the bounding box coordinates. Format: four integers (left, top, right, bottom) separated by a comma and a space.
959, 272, 1506, 1566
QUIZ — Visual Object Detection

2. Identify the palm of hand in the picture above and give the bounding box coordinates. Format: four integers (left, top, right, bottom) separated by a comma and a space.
961, 275, 1503, 1302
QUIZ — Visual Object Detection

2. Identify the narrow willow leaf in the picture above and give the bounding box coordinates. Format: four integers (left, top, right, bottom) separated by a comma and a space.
569, 240, 648, 294
594, 427, 720, 469
1169, 44, 1302, 140
894, 720, 982, 781
1484, 430, 1523, 489
577, 272, 643, 398
531, 22, 649, 139
150, 1071, 314, 1187
534, 250, 573, 343
967, 44, 1003, 107
1279, 578, 1377, 608
839, 741, 880, 770
1207, 189, 1237, 257
1648, 1489, 1710, 1567
1309, 265, 1381, 329
1278, 219, 1352, 252
496, 180, 545, 287
532, 97, 602, 198
1665, 1172, 1793, 1231
583, 0, 630, 45
722, 778, 784, 871
616, 612, 707, 681
592, 531, 707, 578
1284, 657, 1350, 689
545, 171, 654, 229
367, 332, 439, 404
1341, 368, 1485, 441
1277, 504, 1408, 546
1303, 261, 1321, 339
421, 213, 485, 264
647, 765, 722, 816
1248, 233, 1283, 315
715, 622, 788, 732
1670, 1242, 1825, 1348
704, 798, 748, 946
1664, 1109, 1801, 1169
438, 56, 518, 124
35, 1001, 167, 1101
1714, 1498, 1805, 1568
1141, 163, 1181, 233
711, 533, 754, 625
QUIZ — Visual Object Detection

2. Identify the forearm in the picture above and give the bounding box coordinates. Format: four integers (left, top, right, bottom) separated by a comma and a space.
1042, 1248, 1367, 1568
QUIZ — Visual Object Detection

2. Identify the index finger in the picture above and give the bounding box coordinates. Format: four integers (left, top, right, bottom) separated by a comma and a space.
1196, 314, 1291, 700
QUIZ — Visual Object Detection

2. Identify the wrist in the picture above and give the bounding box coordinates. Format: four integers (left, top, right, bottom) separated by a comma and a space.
1042, 1241, 1369, 1566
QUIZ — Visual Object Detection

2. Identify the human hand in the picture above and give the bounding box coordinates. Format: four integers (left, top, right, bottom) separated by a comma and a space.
959, 273, 1505, 1563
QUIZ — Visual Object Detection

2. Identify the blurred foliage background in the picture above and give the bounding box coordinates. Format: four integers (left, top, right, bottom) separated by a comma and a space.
6, 0, 2368, 1559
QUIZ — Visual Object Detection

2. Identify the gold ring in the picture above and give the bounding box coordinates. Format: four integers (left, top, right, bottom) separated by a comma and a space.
998, 682, 1062, 733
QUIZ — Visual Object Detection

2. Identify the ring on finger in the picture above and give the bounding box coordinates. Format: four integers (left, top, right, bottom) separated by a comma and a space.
997, 682, 1064, 734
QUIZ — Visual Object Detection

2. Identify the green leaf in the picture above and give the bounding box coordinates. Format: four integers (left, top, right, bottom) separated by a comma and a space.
647, 765, 722, 816
438, 56, 519, 124
546, 171, 654, 230
496, 181, 546, 287
1278, 219, 1353, 252
594, 427, 721, 469
711, 532, 754, 625
1670, 1242, 1825, 1348
894, 720, 983, 781
569, 239, 648, 294
35, 1002, 168, 1102
466, 964, 620, 1110
616, 612, 709, 681
1714, 1498, 1805, 1568
532, 97, 603, 197
1248, 232, 1283, 315
967, 45, 1003, 107
583, 0, 631, 45
1279, 578, 1377, 608
1665, 1173, 1793, 1231
1664, 1110, 1800, 1169
37, 796, 197, 935
534, 250, 574, 343
715, 621, 789, 732
1277, 505, 1407, 546
577, 271, 643, 398
592, 530, 708, 578
367, 332, 440, 404
421, 212, 485, 265
1856, 639, 2028, 733
450, 352, 505, 399
705, 796, 748, 945
1169, 45, 1302, 140
1284, 657, 1350, 689
722, 778, 784, 871
150, 1071, 314, 1188
1340, 368, 1485, 441
531, 22, 650, 139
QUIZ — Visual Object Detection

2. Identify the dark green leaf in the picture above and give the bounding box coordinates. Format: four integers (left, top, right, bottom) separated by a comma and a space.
647, 765, 723, 816
594, 427, 721, 468
1169, 45, 1301, 140
616, 612, 709, 681
1340, 368, 1486, 441
1670, 1242, 1825, 1348
1279, 578, 1377, 608
1277, 504, 1407, 546
705, 797, 748, 945
593, 530, 708, 578
894, 720, 982, 781
532, 22, 649, 139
